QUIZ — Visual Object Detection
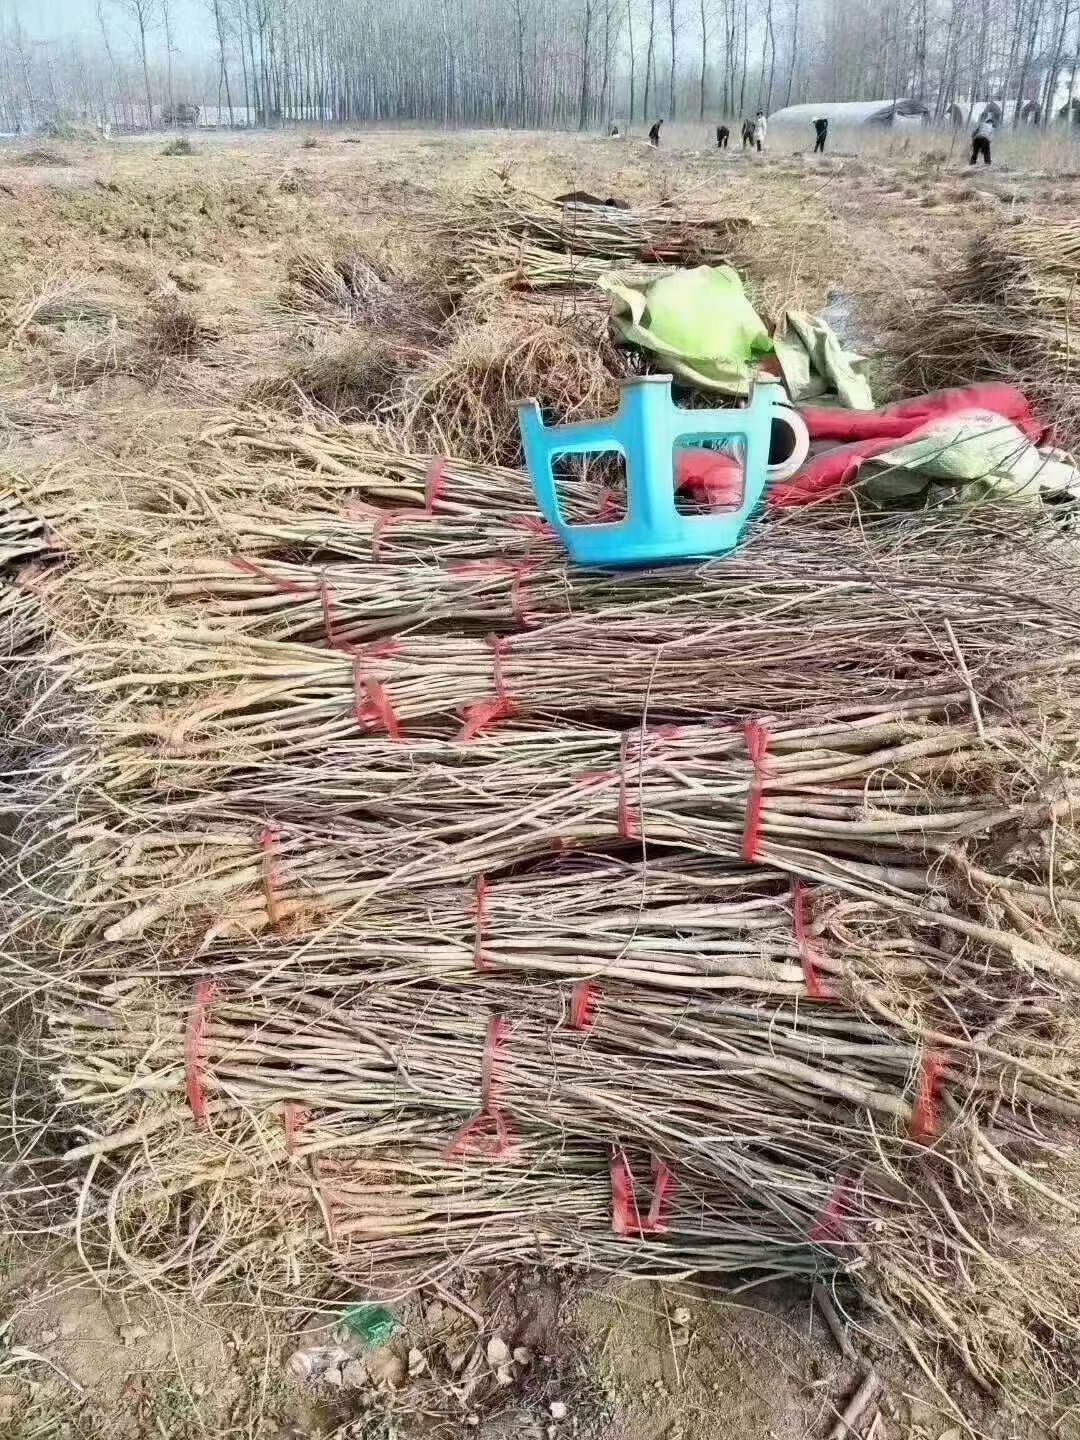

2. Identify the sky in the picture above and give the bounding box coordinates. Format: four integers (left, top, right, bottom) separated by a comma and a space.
12, 0, 213, 50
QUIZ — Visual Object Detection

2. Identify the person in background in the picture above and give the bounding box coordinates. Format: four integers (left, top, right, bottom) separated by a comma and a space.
752, 110, 767, 152
716, 124, 730, 149
970, 114, 993, 165
609, 123, 620, 137
648, 118, 663, 146
741, 118, 754, 147
813, 115, 828, 153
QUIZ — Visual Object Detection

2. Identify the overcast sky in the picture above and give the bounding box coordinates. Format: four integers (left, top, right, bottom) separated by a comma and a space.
13, 0, 213, 50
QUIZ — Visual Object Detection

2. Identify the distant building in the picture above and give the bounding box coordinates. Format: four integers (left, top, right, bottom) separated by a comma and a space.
161, 101, 200, 127
767, 99, 930, 128
196, 105, 255, 128
106, 102, 256, 132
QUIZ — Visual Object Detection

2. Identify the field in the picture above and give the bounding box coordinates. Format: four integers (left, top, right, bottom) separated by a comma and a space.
3, 121, 1080, 1440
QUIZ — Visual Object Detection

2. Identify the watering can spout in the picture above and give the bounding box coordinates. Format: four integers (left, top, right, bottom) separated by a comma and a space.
517, 375, 800, 568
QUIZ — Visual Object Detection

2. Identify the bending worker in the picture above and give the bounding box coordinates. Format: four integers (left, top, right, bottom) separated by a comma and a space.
970, 114, 993, 165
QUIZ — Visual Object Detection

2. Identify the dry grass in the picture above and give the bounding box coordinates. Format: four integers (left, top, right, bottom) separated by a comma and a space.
142, 295, 208, 359
897, 215, 1080, 448
10, 147, 69, 167
395, 309, 628, 464
249, 328, 415, 419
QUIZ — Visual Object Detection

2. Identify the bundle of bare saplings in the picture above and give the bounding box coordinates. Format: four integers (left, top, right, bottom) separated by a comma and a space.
5, 194, 1080, 1429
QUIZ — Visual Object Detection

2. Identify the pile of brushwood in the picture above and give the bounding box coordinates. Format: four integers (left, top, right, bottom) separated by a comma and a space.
901, 214, 1080, 453
270, 185, 756, 463
3, 193, 1080, 1434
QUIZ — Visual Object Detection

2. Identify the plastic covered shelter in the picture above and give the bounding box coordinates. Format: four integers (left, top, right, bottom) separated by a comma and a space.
767, 99, 930, 127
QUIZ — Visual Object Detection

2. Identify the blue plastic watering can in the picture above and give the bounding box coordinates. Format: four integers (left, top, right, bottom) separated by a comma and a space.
518, 375, 785, 567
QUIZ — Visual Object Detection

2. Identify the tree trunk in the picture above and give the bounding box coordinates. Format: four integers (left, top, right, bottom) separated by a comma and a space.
600, 0, 614, 129
699, 0, 708, 117
784, 0, 799, 106
626, 0, 637, 124
756, 0, 770, 109
514, 0, 528, 126
160, 0, 174, 117
137, 9, 154, 127
578, 0, 593, 128
1040, 0, 1072, 126
668, 0, 677, 118
1013, 0, 1046, 123
212, 0, 235, 126
1066, 12, 1080, 124
644, 0, 657, 121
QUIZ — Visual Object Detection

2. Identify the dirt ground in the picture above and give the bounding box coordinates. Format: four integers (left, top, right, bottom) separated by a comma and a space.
0, 1244, 987, 1440
3, 122, 1080, 1440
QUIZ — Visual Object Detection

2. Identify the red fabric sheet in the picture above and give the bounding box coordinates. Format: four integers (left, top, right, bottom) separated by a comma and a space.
771, 385, 1042, 510
798, 384, 1041, 443
670, 387, 1041, 514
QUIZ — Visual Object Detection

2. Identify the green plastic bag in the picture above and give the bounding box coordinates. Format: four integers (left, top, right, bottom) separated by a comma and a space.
771, 309, 873, 410
864, 410, 1080, 506
602, 265, 773, 395
342, 1303, 398, 1348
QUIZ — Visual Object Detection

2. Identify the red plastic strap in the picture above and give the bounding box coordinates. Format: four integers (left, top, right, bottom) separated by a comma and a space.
741, 719, 770, 861
185, 978, 218, 1126
611, 1149, 676, 1237
370, 460, 447, 559
353, 657, 403, 740
228, 555, 315, 596
284, 1100, 307, 1156
597, 488, 621, 521
345, 499, 380, 520
371, 509, 403, 560
510, 562, 537, 627
911, 1051, 946, 1142
457, 637, 517, 742
617, 732, 640, 840
358, 639, 402, 661
809, 1171, 854, 1244
479, 1016, 507, 1107
448, 559, 538, 626
645, 1157, 676, 1233
424, 457, 448, 514
610, 1149, 642, 1235
319, 571, 340, 648
570, 980, 598, 1031
792, 881, 833, 1001
444, 1016, 514, 1160
515, 516, 557, 540
259, 824, 283, 927
654, 723, 685, 740
473, 874, 492, 972
444, 1107, 513, 1160
458, 695, 515, 742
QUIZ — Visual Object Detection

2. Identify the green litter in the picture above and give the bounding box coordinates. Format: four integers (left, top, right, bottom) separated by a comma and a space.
342, 1303, 398, 1348
602, 264, 773, 395
602, 265, 872, 408
771, 308, 873, 410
